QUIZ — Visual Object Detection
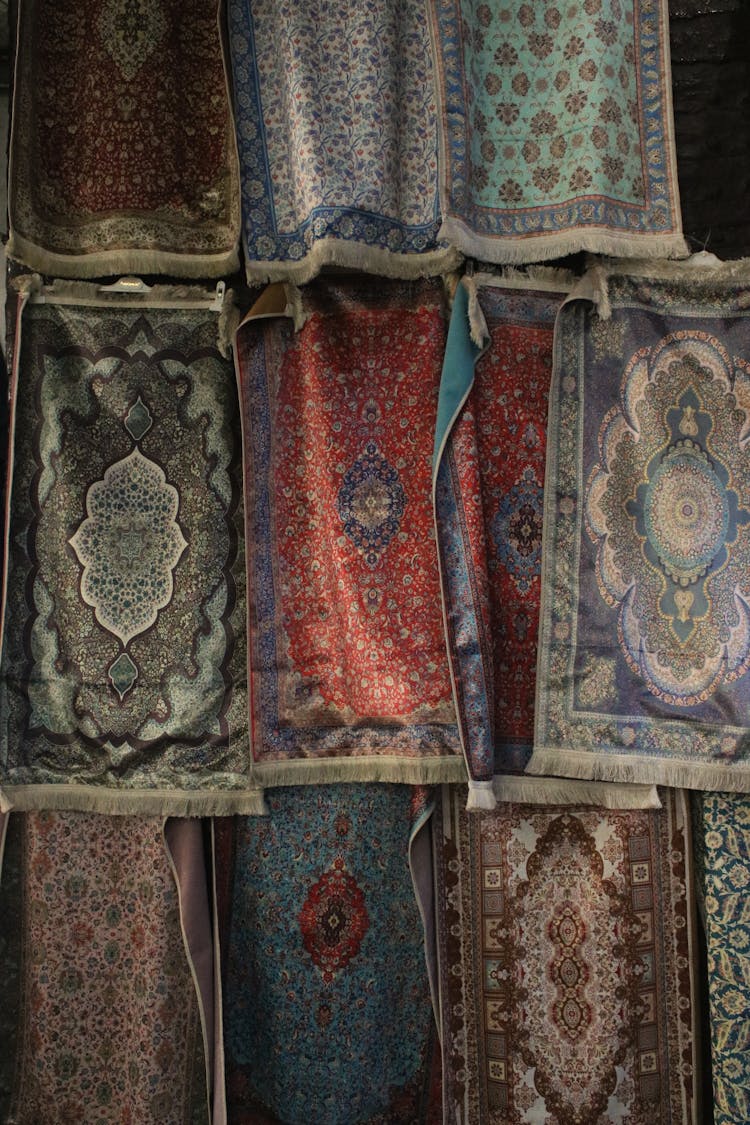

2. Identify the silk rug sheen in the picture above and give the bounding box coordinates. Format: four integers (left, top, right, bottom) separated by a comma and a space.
8, 0, 240, 277
0, 281, 262, 815
236, 278, 464, 787
226, 0, 458, 283
429, 0, 687, 262
693, 792, 750, 1125
0, 811, 211, 1125
530, 259, 750, 792
433, 781, 698, 1124
433, 272, 570, 806
215, 784, 442, 1125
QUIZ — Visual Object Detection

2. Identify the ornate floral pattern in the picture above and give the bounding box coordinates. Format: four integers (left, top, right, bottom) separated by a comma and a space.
237, 278, 461, 782
227, 0, 454, 281
0, 811, 209, 1124
0, 300, 253, 809
429, 0, 686, 261
70, 447, 188, 649
532, 274, 750, 790
8, 0, 240, 276
299, 858, 370, 982
434, 281, 566, 781
216, 784, 440, 1124
694, 793, 750, 1125
434, 785, 697, 1123
337, 442, 406, 567
586, 332, 750, 704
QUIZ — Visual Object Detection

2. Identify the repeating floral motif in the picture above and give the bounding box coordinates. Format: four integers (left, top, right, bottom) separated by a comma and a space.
227, 0, 450, 279
237, 279, 461, 777
0, 811, 209, 1124
0, 301, 251, 805
434, 283, 564, 781
531, 276, 750, 790
429, 0, 685, 258
434, 786, 696, 1124
694, 793, 750, 1125
9, 0, 239, 273
216, 785, 440, 1124
0, 815, 21, 1119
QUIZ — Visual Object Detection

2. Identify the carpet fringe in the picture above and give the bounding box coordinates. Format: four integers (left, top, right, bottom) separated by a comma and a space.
527, 748, 750, 794
437, 216, 689, 268
0, 785, 270, 817
7, 230, 240, 280
493, 774, 661, 809
243, 236, 462, 286
217, 289, 241, 357
253, 755, 467, 788
462, 276, 489, 348
283, 282, 309, 332
466, 780, 496, 811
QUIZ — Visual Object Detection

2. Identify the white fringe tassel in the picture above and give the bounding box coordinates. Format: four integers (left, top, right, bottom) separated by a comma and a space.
466, 779, 497, 812
0, 784, 269, 817
493, 775, 661, 809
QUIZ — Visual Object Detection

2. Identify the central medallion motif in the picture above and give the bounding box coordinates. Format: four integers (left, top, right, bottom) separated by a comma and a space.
70, 448, 187, 647
586, 335, 750, 704
492, 465, 543, 594
298, 858, 370, 982
548, 903, 592, 1042
98, 0, 168, 82
337, 442, 406, 568
642, 441, 729, 585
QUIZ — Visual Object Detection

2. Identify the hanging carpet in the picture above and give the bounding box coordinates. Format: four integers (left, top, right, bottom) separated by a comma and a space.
693, 791, 750, 1125
433, 271, 571, 808
428, 0, 687, 262
214, 783, 442, 1125
226, 0, 459, 283
8, 0, 240, 278
0, 281, 262, 815
0, 811, 212, 1125
235, 278, 464, 788
432, 779, 698, 1124
529, 258, 750, 792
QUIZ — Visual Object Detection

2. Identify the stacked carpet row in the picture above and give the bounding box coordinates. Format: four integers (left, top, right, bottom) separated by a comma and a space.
8, 0, 689, 280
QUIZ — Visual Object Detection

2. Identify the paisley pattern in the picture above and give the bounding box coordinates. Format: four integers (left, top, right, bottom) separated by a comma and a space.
693, 793, 750, 1125
8, 0, 239, 276
429, 0, 686, 261
434, 280, 566, 783
434, 785, 697, 1124
0, 811, 209, 1125
215, 784, 440, 1124
227, 0, 454, 281
237, 278, 461, 783
0, 298, 255, 811
531, 271, 750, 791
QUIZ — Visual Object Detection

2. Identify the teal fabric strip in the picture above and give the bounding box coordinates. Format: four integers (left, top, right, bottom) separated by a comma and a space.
433, 280, 484, 473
